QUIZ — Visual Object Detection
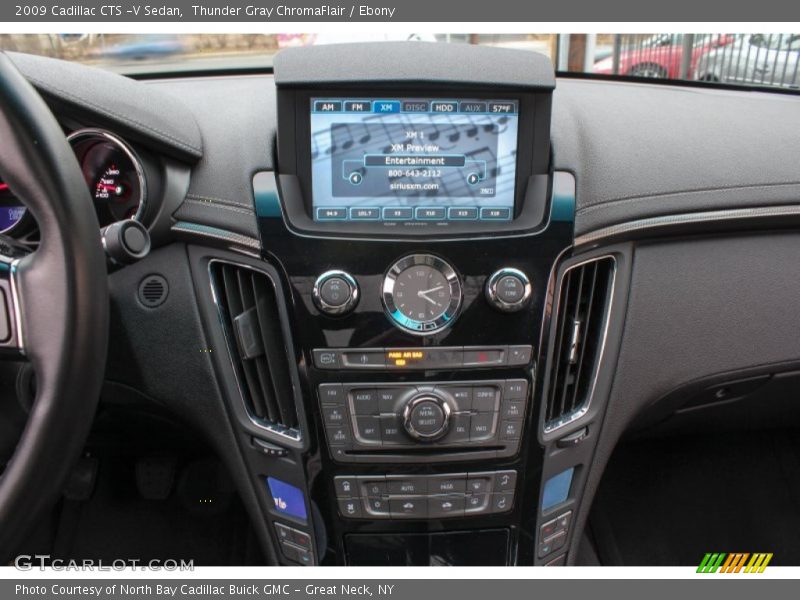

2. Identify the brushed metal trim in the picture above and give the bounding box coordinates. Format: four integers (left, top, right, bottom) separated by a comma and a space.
575, 205, 800, 248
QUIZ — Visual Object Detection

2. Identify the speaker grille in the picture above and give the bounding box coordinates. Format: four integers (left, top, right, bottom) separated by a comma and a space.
138, 275, 168, 308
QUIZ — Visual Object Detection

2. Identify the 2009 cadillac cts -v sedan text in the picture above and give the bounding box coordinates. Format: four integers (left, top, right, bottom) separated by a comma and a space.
1, 38, 799, 567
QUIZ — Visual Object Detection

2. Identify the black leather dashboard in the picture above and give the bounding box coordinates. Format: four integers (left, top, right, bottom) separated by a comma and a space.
10, 53, 800, 240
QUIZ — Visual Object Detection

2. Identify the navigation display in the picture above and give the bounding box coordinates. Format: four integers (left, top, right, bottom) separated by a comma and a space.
310, 97, 520, 223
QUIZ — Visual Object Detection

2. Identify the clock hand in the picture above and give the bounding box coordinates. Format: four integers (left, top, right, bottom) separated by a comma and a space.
417, 285, 444, 295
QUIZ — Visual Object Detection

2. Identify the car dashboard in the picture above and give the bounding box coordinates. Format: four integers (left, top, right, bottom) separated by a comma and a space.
3, 41, 800, 567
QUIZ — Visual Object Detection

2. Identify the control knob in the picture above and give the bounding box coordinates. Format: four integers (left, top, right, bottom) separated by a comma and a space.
402, 393, 451, 441
485, 268, 532, 313
312, 270, 359, 316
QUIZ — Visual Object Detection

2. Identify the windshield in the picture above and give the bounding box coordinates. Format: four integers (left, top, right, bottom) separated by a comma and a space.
1, 33, 798, 91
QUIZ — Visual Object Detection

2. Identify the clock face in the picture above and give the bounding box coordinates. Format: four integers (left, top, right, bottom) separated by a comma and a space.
382, 255, 462, 335
394, 264, 452, 323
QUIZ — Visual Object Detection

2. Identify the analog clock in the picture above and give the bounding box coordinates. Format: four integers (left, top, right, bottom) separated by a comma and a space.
382, 254, 462, 335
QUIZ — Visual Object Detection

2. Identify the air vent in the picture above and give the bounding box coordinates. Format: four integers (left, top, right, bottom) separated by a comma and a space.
544, 256, 615, 432
210, 261, 301, 441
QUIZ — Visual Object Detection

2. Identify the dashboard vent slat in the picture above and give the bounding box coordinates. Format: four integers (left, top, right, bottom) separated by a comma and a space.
544, 256, 615, 431
211, 261, 301, 440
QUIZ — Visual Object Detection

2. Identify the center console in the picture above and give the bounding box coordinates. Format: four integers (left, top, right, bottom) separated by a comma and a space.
198, 42, 586, 567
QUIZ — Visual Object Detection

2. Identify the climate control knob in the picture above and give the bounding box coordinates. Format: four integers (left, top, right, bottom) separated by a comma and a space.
402, 394, 451, 441
485, 268, 532, 313
312, 270, 359, 316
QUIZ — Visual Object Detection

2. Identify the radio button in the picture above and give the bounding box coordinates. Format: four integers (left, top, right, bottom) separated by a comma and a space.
318, 383, 344, 405
444, 413, 470, 444
472, 386, 499, 412
351, 389, 378, 414
504, 379, 528, 400
327, 426, 351, 446
437, 386, 472, 411
501, 401, 526, 419
322, 405, 348, 426
500, 420, 523, 440
469, 413, 495, 441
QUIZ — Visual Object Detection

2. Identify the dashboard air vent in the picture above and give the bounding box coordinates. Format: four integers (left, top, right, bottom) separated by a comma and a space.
210, 261, 300, 440
544, 256, 615, 432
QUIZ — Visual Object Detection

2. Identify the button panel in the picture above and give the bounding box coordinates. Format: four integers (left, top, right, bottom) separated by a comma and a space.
312, 345, 533, 370
538, 510, 572, 558
274, 523, 315, 565
319, 380, 528, 461
334, 471, 517, 520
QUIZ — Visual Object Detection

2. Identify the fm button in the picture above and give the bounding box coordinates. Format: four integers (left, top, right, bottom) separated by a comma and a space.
313, 271, 359, 316
485, 268, 532, 313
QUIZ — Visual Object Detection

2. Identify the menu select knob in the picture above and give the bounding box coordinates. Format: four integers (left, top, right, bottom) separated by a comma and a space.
313, 270, 359, 316
485, 268, 532, 313
402, 394, 451, 441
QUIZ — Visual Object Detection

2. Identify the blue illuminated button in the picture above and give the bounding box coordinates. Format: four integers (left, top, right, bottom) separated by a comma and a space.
266, 477, 308, 521
314, 101, 341, 112
350, 207, 381, 220
316, 208, 347, 221
542, 467, 574, 511
449, 207, 479, 220
344, 100, 371, 112
416, 207, 446, 220
480, 207, 512, 220
373, 101, 400, 114
383, 207, 414, 220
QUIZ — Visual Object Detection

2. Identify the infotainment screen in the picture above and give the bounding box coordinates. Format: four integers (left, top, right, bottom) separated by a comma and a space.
310, 97, 520, 223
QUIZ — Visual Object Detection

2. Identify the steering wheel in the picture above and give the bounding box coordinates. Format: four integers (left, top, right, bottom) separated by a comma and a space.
0, 54, 108, 558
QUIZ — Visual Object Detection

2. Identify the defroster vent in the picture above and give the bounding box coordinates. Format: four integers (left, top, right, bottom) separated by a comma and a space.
543, 256, 615, 432
210, 261, 301, 442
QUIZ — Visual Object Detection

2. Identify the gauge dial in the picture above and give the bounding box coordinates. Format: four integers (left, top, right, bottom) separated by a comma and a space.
382, 254, 462, 335
0, 179, 28, 234
68, 130, 146, 227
